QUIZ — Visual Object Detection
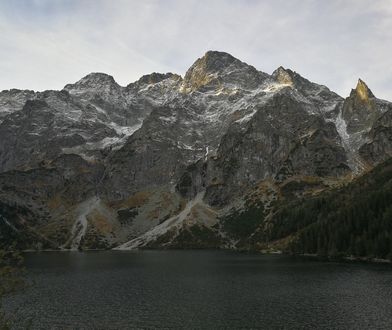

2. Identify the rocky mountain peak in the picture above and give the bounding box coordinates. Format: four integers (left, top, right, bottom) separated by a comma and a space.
181, 50, 267, 93
63, 73, 120, 94
271, 66, 340, 104
272, 66, 294, 85
191, 50, 239, 72
271, 66, 320, 91
137, 72, 180, 85
342, 79, 379, 134
127, 72, 182, 91
353, 78, 375, 102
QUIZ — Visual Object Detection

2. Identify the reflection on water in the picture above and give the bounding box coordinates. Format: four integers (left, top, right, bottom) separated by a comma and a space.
4, 250, 392, 329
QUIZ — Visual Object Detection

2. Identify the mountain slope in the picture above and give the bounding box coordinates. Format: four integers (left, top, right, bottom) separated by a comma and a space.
0, 50, 391, 253
263, 158, 392, 260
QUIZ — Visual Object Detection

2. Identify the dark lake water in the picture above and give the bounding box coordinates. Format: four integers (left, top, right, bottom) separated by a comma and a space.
3, 250, 392, 329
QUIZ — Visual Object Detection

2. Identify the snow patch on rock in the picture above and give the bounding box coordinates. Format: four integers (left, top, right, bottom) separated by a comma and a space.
329, 110, 367, 173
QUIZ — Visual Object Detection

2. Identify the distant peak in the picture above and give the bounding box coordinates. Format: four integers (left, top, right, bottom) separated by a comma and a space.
64, 72, 119, 92
272, 66, 294, 85
182, 50, 265, 92
203, 50, 236, 61
275, 66, 288, 73
188, 50, 240, 75
79, 72, 116, 84
134, 72, 181, 86
0, 88, 36, 95
354, 78, 374, 100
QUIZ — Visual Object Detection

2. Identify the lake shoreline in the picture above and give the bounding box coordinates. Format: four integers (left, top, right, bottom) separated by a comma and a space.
20, 247, 392, 265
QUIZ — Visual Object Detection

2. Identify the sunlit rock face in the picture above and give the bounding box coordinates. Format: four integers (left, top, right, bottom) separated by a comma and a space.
0, 51, 391, 250
181, 50, 269, 93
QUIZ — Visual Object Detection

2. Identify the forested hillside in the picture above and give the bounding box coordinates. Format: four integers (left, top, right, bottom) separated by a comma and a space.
267, 158, 392, 260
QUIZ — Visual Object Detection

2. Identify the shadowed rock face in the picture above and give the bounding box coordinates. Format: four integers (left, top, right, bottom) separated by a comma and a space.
176, 92, 350, 206
0, 89, 37, 124
342, 79, 380, 134
359, 108, 392, 165
0, 50, 391, 250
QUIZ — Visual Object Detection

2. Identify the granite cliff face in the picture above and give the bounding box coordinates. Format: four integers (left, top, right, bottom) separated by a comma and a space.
0, 51, 391, 251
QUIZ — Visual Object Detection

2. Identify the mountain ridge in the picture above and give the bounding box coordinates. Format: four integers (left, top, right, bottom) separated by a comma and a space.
0, 50, 391, 257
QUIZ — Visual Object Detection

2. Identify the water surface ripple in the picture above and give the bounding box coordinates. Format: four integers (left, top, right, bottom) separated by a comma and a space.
4, 250, 392, 329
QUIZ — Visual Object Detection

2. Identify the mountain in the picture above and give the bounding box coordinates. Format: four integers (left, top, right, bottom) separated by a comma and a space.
0, 51, 391, 259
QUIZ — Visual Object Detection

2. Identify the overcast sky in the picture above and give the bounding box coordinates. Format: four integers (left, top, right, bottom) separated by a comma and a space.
1, 0, 391, 99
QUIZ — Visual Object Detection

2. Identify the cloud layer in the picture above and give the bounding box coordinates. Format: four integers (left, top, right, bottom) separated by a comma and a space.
1, 0, 391, 99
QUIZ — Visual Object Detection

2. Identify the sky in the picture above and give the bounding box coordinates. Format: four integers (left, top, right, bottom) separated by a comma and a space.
0, 0, 391, 99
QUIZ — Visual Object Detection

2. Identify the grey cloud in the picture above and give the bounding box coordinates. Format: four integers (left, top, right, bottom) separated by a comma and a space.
0, 0, 391, 99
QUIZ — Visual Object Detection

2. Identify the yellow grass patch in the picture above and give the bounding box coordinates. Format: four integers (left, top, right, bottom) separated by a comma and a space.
87, 210, 113, 235
47, 194, 69, 210
108, 191, 152, 209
